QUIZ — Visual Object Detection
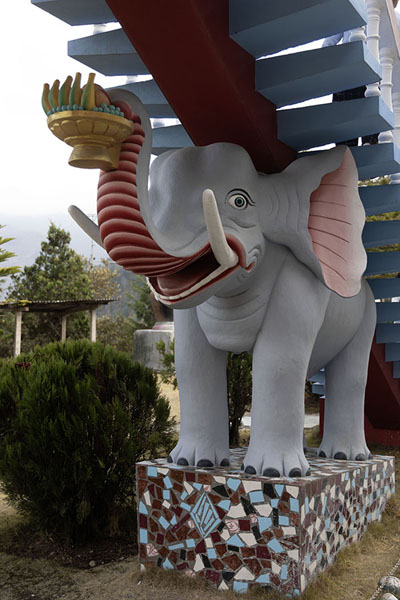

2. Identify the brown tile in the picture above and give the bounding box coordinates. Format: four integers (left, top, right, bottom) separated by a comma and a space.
170, 551, 178, 564
156, 533, 164, 545
211, 531, 221, 543
223, 553, 242, 570
244, 558, 262, 576
185, 472, 196, 482
166, 531, 175, 543
152, 499, 162, 510
177, 562, 189, 571
215, 506, 227, 519
176, 525, 190, 540
139, 514, 147, 528
239, 519, 251, 531
206, 569, 219, 583
139, 544, 146, 559
260, 559, 271, 569
197, 473, 212, 485
171, 469, 184, 483
137, 466, 146, 479
208, 493, 221, 505
187, 550, 195, 562
212, 558, 225, 571
149, 518, 159, 532
270, 573, 281, 587
195, 540, 206, 554
215, 543, 227, 557
173, 482, 184, 494
256, 546, 270, 559
138, 479, 147, 498
242, 547, 255, 558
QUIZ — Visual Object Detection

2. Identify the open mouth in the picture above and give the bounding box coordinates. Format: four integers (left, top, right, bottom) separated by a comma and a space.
149, 236, 253, 303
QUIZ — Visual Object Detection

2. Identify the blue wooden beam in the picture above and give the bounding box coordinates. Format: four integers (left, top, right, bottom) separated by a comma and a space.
367, 277, 400, 299
376, 302, 400, 323
151, 125, 193, 155
309, 371, 326, 384
68, 29, 150, 76
229, 0, 366, 58
351, 143, 400, 180
256, 41, 380, 108
311, 383, 325, 395
359, 185, 400, 216
31, 0, 116, 26
112, 81, 177, 118
279, 96, 393, 150
393, 361, 400, 378
363, 220, 400, 248
366, 252, 400, 276
376, 323, 400, 343
386, 343, 400, 361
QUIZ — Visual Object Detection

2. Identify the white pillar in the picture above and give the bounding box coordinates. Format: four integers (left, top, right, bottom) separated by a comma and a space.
93, 23, 107, 35
61, 315, 67, 341
390, 91, 400, 183
89, 309, 97, 342
365, 0, 382, 97
350, 26, 366, 43
14, 311, 22, 358
379, 47, 394, 142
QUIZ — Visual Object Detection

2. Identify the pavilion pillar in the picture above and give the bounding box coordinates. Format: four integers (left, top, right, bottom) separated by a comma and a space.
61, 315, 67, 341
89, 309, 97, 342
14, 310, 22, 358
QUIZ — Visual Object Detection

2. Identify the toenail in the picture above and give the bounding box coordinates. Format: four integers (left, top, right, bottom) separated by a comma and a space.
197, 459, 213, 468
245, 465, 256, 475
177, 457, 189, 466
289, 468, 301, 477
334, 452, 347, 460
220, 458, 229, 467
263, 468, 280, 477
167, 455, 173, 463
319, 451, 326, 458
355, 454, 366, 461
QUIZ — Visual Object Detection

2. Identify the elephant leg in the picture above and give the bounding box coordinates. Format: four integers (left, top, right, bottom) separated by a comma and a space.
168, 307, 229, 468
243, 259, 329, 477
318, 288, 376, 461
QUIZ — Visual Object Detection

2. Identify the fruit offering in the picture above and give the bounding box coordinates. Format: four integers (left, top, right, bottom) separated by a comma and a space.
41, 72, 126, 118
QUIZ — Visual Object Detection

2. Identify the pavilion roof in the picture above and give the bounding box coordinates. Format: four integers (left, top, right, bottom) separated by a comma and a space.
0, 299, 118, 315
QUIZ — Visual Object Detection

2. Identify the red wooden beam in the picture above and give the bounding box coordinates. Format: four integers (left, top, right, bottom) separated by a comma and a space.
105, 0, 295, 174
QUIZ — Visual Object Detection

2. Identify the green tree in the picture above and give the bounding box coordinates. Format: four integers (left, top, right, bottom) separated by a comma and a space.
130, 275, 156, 329
0, 225, 20, 291
6, 223, 94, 351
85, 257, 121, 300
0, 225, 20, 357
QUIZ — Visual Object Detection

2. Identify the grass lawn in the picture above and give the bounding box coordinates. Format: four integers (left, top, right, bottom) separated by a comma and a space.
0, 423, 399, 599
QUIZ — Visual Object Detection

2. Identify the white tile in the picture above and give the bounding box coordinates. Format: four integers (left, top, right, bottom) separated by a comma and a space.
271, 560, 281, 574
157, 468, 169, 475
228, 503, 246, 518
214, 476, 226, 484
194, 555, 203, 572
287, 549, 299, 560
205, 537, 213, 548
286, 485, 299, 498
282, 526, 296, 536
218, 581, 229, 591
235, 566, 255, 581
256, 504, 272, 517
243, 480, 262, 493
144, 491, 151, 505
184, 481, 193, 494
239, 532, 257, 546
162, 500, 170, 508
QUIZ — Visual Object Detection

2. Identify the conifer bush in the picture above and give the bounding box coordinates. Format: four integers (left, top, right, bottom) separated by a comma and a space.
0, 340, 174, 542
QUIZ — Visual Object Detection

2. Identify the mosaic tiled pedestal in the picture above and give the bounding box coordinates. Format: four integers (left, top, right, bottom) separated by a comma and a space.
136, 449, 395, 596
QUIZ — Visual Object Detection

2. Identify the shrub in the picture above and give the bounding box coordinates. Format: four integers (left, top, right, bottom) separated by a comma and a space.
0, 340, 175, 543
157, 340, 252, 446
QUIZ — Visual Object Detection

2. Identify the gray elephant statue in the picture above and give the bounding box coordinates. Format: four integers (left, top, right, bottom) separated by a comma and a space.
71, 90, 376, 477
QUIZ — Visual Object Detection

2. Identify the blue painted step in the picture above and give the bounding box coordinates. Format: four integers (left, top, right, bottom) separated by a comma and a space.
376, 323, 400, 343
376, 302, 400, 323
112, 81, 177, 118
31, 0, 116, 26
359, 185, 400, 216
385, 342, 400, 361
363, 220, 400, 248
278, 96, 394, 150
256, 41, 380, 108
365, 252, 400, 276
68, 29, 149, 76
311, 383, 325, 395
309, 371, 326, 384
229, 0, 366, 58
351, 143, 400, 180
151, 125, 193, 154
393, 361, 400, 378
367, 277, 400, 299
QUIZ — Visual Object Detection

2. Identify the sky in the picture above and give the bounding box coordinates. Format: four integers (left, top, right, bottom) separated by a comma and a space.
1, 1, 125, 220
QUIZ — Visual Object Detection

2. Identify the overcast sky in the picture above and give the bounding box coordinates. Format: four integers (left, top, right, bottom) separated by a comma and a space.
1, 1, 125, 221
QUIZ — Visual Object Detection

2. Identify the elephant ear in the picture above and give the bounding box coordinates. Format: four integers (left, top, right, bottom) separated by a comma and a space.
262, 146, 366, 297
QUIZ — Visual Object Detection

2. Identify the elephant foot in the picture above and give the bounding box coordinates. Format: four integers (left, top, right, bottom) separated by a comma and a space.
318, 435, 371, 461
167, 437, 229, 469
242, 443, 310, 477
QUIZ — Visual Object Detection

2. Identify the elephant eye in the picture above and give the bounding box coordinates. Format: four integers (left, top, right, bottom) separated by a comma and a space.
227, 193, 251, 210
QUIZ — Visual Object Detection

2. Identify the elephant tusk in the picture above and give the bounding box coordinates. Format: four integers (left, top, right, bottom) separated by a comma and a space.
202, 189, 238, 269
68, 205, 104, 249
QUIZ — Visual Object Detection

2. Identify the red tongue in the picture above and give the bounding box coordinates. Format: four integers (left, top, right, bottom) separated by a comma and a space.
155, 250, 219, 295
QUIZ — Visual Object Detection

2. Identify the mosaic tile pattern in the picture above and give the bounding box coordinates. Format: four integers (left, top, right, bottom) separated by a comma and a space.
136, 449, 395, 596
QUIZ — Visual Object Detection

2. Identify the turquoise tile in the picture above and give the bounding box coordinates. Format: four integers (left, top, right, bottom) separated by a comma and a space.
139, 501, 148, 515
256, 573, 270, 583
275, 484, 284, 497
217, 499, 231, 511
233, 581, 248, 593
170, 515, 177, 525
159, 516, 169, 529
180, 502, 191, 511
258, 517, 272, 532
226, 534, 244, 547
181, 491, 188, 500
271, 499, 279, 508
281, 564, 288, 580
227, 477, 241, 491
279, 515, 289, 526
290, 498, 299, 512
186, 538, 195, 548
139, 529, 148, 543
147, 466, 158, 477
268, 538, 284, 553
305, 497, 309, 514
193, 482, 202, 490
169, 542, 184, 550
249, 490, 264, 503
164, 476, 173, 489
163, 558, 173, 570
163, 490, 171, 500
207, 548, 217, 559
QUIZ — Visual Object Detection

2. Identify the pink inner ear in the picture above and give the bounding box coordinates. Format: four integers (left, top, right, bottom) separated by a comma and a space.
307, 148, 366, 297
